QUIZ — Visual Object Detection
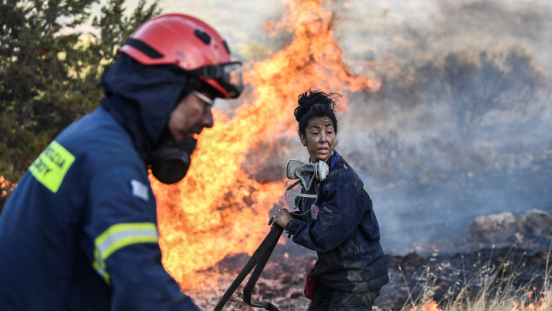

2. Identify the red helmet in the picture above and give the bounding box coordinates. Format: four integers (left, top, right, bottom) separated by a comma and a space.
119, 14, 243, 99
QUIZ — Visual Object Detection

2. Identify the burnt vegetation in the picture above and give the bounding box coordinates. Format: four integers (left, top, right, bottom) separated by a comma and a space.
194, 247, 552, 310
333, 0, 552, 255
345, 49, 552, 254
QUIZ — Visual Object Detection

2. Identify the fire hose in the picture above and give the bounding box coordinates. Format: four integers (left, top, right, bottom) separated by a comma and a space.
214, 224, 284, 311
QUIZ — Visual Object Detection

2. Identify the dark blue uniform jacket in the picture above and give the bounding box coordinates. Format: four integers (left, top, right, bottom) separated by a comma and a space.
0, 55, 200, 310
288, 152, 389, 292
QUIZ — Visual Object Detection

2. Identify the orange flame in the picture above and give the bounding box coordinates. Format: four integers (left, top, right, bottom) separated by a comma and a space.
510, 290, 551, 311
409, 300, 443, 311
511, 301, 539, 311
151, 0, 375, 290
0, 176, 16, 198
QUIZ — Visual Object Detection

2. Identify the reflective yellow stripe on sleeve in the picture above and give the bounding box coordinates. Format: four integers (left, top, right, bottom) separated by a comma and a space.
92, 223, 159, 284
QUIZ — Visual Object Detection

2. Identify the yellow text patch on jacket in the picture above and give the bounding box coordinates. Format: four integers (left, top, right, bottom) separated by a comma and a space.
29, 141, 75, 193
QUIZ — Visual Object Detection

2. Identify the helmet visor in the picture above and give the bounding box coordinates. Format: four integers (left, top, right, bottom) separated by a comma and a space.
191, 62, 244, 99
221, 62, 243, 98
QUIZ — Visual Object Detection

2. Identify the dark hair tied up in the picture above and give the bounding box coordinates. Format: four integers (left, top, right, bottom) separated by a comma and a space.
294, 89, 341, 136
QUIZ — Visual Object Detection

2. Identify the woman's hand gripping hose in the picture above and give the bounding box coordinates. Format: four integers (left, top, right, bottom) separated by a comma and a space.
269, 208, 293, 229
213, 221, 284, 311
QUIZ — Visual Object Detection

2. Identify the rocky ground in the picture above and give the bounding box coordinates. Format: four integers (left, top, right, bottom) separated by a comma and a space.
191, 246, 552, 311
385, 209, 552, 256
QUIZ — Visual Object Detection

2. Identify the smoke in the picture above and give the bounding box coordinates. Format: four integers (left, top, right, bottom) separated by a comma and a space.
332, 0, 552, 253
216, 0, 552, 257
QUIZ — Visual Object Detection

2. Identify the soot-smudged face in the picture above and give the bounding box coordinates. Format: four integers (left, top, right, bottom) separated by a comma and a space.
168, 91, 214, 141
299, 116, 336, 163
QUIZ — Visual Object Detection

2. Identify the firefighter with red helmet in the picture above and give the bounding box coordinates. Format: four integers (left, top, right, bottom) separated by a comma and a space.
0, 14, 242, 310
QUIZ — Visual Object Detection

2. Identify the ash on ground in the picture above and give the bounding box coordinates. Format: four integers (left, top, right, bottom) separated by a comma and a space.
193, 247, 552, 311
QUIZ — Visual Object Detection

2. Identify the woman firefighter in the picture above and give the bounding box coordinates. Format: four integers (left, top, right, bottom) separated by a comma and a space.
272, 90, 389, 310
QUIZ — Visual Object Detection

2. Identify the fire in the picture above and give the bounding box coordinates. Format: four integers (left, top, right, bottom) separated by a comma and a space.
511, 301, 542, 311
151, 0, 375, 290
510, 290, 551, 311
0, 176, 16, 198
409, 300, 442, 311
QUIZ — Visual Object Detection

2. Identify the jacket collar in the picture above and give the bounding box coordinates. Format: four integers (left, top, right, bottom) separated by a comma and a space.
330, 150, 341, 170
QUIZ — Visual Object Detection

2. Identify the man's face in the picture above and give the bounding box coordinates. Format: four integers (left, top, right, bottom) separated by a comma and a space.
168, 92, 215, 141
299, 116, 336, 163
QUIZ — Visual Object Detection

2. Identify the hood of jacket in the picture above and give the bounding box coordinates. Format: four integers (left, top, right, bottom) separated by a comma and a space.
100, 54, 188, 161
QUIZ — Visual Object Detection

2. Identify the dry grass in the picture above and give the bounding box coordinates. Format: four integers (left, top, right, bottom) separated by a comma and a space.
399, 246, 552, 311
193, 246, 552, 311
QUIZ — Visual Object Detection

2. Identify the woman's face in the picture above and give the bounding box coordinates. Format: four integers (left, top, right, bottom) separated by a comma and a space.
299, 116, 336, 163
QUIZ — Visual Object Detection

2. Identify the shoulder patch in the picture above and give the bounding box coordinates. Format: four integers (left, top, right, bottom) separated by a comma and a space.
131, 180, 149, 201
311, 204, 319, 219
29, 141, 75, 193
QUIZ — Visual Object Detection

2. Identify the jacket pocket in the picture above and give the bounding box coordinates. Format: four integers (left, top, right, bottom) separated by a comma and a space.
315, 245, 365, 283
318, 205, 335, 232
338, 245, 365, 282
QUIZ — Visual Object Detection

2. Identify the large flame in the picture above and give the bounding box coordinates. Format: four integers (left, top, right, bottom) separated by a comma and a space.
151, 0, 375, 290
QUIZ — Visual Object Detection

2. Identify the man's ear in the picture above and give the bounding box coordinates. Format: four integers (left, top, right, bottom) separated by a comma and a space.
299, 134, 307, 146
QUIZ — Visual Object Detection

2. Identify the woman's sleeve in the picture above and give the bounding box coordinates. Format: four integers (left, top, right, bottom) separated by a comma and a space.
290, 211, 304, 220
289, 197, 303, 220
287, 184, 364, 252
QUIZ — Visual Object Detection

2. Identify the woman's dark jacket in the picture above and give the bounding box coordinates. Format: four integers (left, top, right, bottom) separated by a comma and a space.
286, 151, 389, 292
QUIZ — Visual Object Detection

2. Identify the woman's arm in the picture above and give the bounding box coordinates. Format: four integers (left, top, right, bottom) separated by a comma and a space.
286, 185, 365, 252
